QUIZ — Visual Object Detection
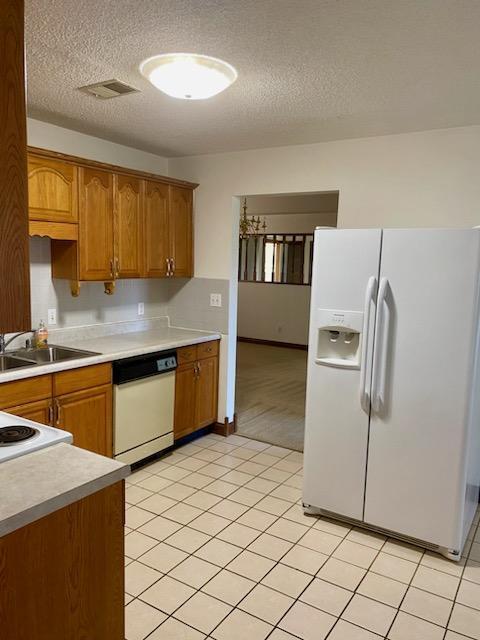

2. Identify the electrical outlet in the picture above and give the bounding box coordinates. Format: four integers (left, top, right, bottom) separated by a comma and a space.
138, 302, 145, 316
210, 293, 222, 307
47, 308, 57, 325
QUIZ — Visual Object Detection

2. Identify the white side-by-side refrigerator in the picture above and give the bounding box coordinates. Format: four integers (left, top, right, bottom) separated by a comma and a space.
303, 228, 480, 559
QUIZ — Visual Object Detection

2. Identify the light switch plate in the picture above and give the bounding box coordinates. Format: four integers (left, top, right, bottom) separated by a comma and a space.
210, 293, 222, 307
138, 302, 145, 316
47, 308, 57, 325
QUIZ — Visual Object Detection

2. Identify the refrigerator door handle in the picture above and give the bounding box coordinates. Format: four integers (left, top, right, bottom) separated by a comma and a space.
371, 277, 390, 413
359, 276, 377, 412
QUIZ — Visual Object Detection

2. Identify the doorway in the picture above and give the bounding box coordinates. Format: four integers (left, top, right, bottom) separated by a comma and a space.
234, 192, 339, 451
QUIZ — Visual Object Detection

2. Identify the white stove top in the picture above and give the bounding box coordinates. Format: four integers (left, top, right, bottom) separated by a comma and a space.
0, 411, 72, 463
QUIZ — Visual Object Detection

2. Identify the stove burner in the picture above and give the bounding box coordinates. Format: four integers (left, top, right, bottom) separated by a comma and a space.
0, 425, 39, 446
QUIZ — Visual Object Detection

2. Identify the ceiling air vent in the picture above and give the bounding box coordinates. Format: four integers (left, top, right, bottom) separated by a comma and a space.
78, 79, 139, 99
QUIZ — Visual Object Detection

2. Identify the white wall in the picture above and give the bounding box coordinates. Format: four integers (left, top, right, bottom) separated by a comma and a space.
238, 284, 311, 345
169, 125, 480, 420
27, 118, 169, 174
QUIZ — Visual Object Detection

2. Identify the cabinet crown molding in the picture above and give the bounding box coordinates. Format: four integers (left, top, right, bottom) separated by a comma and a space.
27, 146, 199, 190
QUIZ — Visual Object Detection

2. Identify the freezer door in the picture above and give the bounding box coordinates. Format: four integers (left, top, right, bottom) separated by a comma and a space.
364, 229, 480, 549
303, 228, 382, 520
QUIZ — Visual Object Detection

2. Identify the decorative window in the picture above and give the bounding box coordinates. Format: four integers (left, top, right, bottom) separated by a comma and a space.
238, 233, 314, 285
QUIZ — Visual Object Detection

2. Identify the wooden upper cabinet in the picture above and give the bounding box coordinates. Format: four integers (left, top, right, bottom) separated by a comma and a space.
28, 155, 78, 223
114, 174, 143, 278
79, 167, 114, 281
143, 180, 169, 278
169, 185, 193, 277
27, 145, 197, 290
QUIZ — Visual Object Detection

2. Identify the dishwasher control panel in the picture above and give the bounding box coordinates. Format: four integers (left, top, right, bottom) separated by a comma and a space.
157, 355, 177, 372
113, 350, 177, 385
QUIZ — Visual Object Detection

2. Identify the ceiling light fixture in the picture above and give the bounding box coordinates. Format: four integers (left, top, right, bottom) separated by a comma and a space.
239, 198, 267, 238
139, 53, 237, 100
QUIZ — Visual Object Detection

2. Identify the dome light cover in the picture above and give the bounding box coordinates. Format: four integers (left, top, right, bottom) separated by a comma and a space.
139, 53, 237, 100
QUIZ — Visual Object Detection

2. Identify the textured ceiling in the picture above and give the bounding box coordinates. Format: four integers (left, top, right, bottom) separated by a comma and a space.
26, 0, 480, 157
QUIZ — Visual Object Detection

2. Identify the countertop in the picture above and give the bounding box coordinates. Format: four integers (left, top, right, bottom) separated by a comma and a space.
0, 325, 221, 383
0, 442, 130, 537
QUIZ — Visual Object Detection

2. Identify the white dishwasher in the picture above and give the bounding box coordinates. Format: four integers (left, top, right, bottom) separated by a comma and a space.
113, 350, 177, 464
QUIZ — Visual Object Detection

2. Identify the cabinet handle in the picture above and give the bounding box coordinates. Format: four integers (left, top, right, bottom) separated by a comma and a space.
48, 402, 54, 426
55, 399, 62, 426
109, 259, 114, 279
170, 257, 175, 276
197, 362, 201, 378
166, 257, 171, 277
115, 257, 120, 278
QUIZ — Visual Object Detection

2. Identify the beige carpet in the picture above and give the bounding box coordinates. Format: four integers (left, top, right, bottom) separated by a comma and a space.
235, 341, 307, 451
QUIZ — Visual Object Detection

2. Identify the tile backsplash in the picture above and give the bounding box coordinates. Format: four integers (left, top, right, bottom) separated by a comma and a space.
168, 277, 229, 334
29, 237, 228, 335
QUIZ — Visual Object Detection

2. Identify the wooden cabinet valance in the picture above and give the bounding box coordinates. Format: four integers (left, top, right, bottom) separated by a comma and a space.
27, 147, 197, 296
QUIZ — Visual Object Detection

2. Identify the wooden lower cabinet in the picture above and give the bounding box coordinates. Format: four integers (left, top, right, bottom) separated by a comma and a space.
56, 383, 113, 457
174, 363, 198, 440
5, 398, 52, 425
174, 341, 219, 440
0, 481, 125, 640
196, 356, 219, 428
0, 364, 113, 457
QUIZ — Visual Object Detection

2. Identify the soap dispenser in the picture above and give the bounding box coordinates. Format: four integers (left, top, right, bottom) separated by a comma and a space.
36, 320, 48, 348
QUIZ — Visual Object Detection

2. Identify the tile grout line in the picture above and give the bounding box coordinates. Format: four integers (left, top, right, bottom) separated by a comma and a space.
126, 435, 480, 640
441, 514, 480, 640
127, 437, 308, 637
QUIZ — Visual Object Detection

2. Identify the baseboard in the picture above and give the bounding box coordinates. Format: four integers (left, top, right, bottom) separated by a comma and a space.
237, 336, 308, 351
212, 414, 237, 437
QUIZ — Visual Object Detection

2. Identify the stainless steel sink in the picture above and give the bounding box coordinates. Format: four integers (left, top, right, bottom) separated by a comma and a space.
0, 355, 35, 371
11, 345, 99, 364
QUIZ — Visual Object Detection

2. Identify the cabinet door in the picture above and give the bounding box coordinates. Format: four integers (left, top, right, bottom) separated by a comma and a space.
174, 362, 197, 440
5, 399, 52, 425
0, 482, 125, 640
169, 186, 193, 277
28, 155, 78, 223
115, 174, 143, 278
79, 167, 114, 281
56, 383, 112, 457
143, 180, 169, 277
195, 357, 218, 429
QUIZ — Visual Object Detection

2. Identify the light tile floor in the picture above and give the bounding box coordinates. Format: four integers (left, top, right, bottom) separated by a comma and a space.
124, 433, 480, 640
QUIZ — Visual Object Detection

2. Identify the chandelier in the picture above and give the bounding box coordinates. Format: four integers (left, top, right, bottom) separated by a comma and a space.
239, 198, 267, 238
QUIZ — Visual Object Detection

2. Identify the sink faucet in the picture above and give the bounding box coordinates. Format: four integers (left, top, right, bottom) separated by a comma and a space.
0, 331, 35, 354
